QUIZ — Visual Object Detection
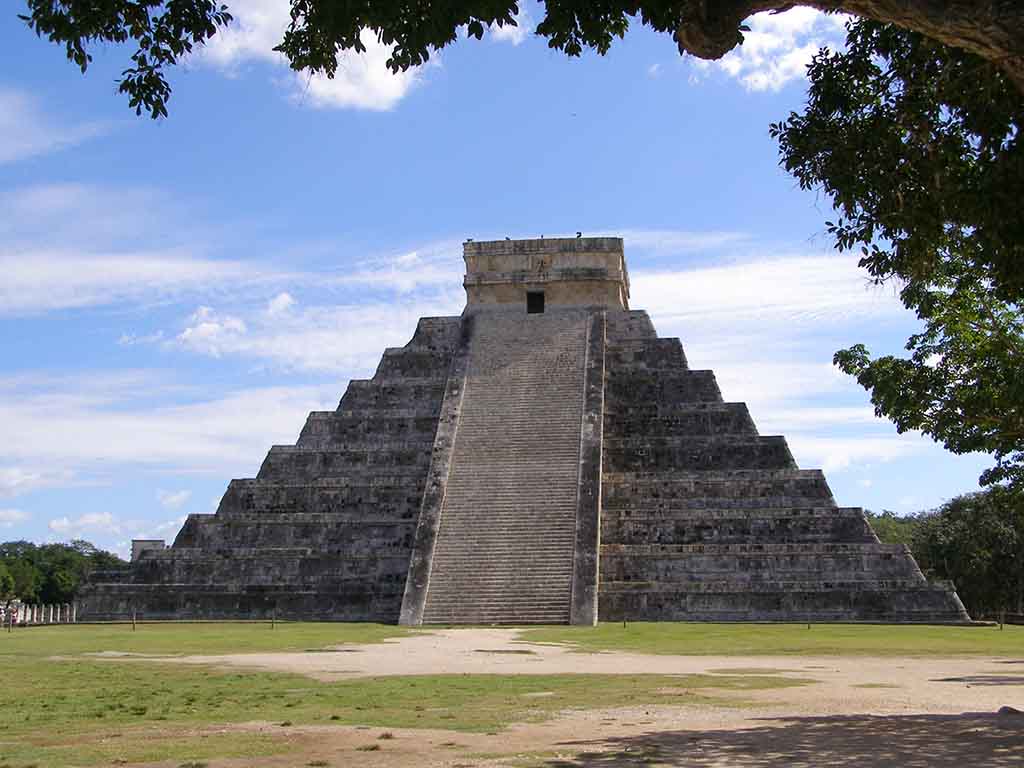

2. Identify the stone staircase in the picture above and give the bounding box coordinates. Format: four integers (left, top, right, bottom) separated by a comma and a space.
421, 310, 591, 624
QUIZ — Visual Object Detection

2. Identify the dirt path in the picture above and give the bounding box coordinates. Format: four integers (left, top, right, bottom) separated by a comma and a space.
143, 627, 1024, 717
114, 628, 1024, 767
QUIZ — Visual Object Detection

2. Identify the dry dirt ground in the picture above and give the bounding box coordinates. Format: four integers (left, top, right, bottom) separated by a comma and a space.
122, 628, 1024, 767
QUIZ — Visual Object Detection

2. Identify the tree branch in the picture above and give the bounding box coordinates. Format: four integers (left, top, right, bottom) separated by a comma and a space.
675, 0, 1024, 94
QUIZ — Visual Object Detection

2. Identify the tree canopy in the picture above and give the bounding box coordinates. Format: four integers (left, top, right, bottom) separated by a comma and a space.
19, 1, 1024, 118
0, 540, 127, 605
771, 19, 1023, 491
870, 489, 1024, 618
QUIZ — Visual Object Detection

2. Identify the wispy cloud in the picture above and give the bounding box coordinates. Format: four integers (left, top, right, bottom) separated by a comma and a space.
631, 252, 904, 330
0, 88, 112, 165
199, 0, 427, 110
0, 373, 337, 482
156, 489, 192, 510
0, 466, 76, 498
0, 250, 253, 315
174, 295, 461, 372
49, 511, 120, 536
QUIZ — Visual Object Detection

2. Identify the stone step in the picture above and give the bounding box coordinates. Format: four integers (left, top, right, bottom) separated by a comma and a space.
605, 310, 658, 341
606, 369, 722, 405
602, 542, 907, 555
602, 506, 877, 545
601, 577, 933, 593
602, 469, 834, 508
604, 403, 757, 438
599, 580, 969, 622
297, 412, 440, 448
338, 380, 448, 412
371, 347, 454, 381
257, 446, 432, 481
603, 435, 796, 472
601, 545, 922, 582
605, 338, 688, 370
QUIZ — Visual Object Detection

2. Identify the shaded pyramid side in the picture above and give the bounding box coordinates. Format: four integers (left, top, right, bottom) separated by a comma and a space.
79, 317, 461, 621
598, 310, 969, 622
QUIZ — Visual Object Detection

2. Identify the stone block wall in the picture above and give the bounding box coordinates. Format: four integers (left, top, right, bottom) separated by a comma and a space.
598, 309, 969, 623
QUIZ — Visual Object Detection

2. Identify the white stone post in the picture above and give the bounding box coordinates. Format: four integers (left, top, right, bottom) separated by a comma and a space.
47, 604, 54, 623
71, 603, 77, 623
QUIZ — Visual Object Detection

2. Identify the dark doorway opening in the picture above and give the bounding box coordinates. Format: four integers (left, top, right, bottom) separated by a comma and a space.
527, 291, 545, 314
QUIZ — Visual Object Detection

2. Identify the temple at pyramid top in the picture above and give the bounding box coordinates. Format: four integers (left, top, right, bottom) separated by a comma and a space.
463, 237, 630, 311
80, 235, 970, 626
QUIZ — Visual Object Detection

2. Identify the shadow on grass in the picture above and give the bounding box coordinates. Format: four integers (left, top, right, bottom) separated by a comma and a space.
544, 712, 1024, 767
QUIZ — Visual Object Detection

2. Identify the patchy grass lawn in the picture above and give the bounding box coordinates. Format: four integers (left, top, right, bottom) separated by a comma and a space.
0, 620, 411, 658
521, 622, 1024, 656
0, 623, 808, 768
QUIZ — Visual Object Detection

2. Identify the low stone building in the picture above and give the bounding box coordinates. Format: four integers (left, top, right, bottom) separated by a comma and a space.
80, 237, 968, 624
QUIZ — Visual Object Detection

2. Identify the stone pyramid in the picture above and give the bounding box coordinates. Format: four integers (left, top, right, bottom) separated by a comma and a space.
81, 238, 969, 624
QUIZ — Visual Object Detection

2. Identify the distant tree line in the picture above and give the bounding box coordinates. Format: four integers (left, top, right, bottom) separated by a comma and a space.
867, 488, 1024, 619
0, 540, 127, 605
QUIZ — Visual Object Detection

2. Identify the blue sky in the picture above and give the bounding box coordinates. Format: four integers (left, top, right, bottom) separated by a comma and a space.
0, 3, 990, 555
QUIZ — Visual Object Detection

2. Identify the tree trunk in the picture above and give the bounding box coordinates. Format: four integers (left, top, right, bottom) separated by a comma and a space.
675, 0, 1024, 94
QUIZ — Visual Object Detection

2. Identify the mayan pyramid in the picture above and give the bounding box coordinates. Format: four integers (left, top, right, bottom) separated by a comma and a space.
81, 237, 969, 624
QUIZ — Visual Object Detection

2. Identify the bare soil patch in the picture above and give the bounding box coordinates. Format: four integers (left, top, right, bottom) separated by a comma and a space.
96, 628, 1024, 766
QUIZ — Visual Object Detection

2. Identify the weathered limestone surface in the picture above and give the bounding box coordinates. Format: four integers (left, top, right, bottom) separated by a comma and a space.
599, 308, 968, 622
415, 309, 590, 624
81, 237, 968, 623
79, 317, 461, 621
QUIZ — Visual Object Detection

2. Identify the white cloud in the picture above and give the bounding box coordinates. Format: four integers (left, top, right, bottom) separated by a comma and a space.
200, 1, 426, 110
0, 88, 112, 165
0, 466, 76, 498
786, 434, 927, 474
267, 292, 296, 316
0, 509, 29, 528
647, 63, 663, 78
177, 306, 248, 357
692, 9, 849, 92
489, 5, 533, 46
49, 511, 120, 536
332, 244, 464, 293
119, 331, 166, 347
156, 489, 192, 510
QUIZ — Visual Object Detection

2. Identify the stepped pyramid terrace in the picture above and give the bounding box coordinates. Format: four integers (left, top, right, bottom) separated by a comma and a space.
81, 237, 969, 624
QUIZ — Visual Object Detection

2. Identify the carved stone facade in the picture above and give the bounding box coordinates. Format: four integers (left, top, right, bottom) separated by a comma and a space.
80, 238, 969, 624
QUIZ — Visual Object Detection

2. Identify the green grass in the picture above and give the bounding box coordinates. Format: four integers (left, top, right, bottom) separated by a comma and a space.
522, 622, 1024, 656
0, 623, 809, 768
0, 621, 411, 659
